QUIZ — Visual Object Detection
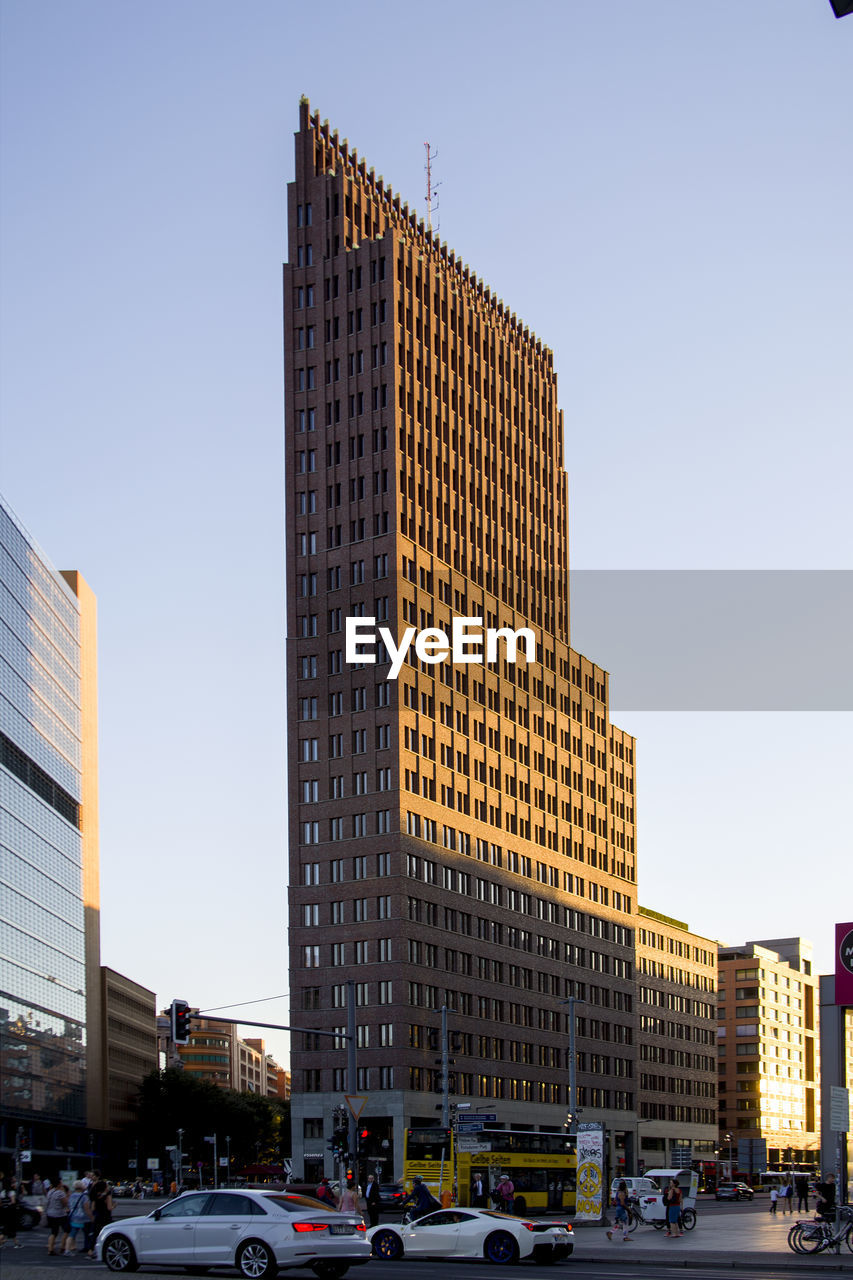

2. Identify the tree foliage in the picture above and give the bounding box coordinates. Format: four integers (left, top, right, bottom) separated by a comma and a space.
133, 1070, 290, 1171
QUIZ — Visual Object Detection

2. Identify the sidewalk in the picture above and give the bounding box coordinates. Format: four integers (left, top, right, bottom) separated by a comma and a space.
575, 1206, 853, 1271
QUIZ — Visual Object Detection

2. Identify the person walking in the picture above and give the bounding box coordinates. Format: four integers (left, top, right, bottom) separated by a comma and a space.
664, 1177, 683, 1237
783, 1180, 794, 1214
606, 1180, 633, 1243
87, 1173, 113, 1257
364, 1175, 381, 1227
494, 1173, 515, 1214
769, 1186, 778, 1214
336, 1175, 360, 1214
471, 1172, 487, 1208
795, 1175, 809, 1213
314, 1178, 335, 1208
45, 1181, 70, 1255
64, 1182, 93, 1255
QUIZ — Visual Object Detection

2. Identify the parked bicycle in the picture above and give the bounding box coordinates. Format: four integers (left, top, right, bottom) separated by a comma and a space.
787, 1205, 853, 1255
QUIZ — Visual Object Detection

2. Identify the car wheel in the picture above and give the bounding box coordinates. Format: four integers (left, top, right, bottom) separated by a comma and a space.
371, 1229, 403, 1260
311, 1263, 349, 1280
484, 1230, 520, 1264
102, 1235, 139, 1273
236, 1240, 277, 1279
681, 1209, 696, 1231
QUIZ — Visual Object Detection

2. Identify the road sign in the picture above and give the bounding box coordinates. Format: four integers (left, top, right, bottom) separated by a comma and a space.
455, 1122, 484, 1132
456, 1138, 489, 1153
474, 1113, 496, 1122
345, 1094, 368, 1120
831, 1085, 850, 1132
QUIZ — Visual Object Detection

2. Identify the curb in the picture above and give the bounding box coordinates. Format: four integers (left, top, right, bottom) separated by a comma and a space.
578, 1252, 853, 1272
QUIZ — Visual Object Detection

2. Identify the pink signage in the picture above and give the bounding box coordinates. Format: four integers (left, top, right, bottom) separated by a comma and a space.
836, 923, 853, 1006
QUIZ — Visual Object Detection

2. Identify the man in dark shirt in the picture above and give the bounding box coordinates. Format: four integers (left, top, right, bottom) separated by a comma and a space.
816, 1173, 836, 1223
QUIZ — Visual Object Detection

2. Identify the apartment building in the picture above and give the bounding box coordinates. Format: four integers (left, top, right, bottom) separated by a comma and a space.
636, 907, 718, 1176
285, 100, 641, 1181
717, 938, 820, 1177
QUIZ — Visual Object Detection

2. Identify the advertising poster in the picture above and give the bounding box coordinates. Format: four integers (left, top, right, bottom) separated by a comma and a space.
575, 1121, 605, 1222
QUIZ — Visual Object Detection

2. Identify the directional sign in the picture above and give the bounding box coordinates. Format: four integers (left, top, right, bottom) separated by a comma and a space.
456, 1122, 484, 1132
456, 1138, 489, 1153
473, 1113, 497, 1122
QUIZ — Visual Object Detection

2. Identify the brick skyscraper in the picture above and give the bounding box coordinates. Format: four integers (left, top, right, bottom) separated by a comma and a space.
285, 99, 641, 1182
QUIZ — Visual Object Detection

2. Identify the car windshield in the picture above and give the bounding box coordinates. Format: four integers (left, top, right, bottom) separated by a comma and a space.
263, 1194, 337, 1213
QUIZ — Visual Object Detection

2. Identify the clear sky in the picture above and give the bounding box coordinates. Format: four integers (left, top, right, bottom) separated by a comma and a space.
1, 1, 850, 1071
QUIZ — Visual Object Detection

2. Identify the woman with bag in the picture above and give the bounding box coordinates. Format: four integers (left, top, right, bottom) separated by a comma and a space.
86, 1175, 113, 1257
664, 1178, 683, 1238
64, 1181, 93, 1255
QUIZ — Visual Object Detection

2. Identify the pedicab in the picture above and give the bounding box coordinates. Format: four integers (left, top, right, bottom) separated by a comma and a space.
637, 1167, 698, 1230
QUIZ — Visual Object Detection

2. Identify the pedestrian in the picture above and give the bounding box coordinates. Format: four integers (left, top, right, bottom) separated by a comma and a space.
664, 1177, 683, 1237
31, 1174, 45, 1197
364, 1174, 381, 1227
769, 1186, 778, 1214
0, 1175, 24, 1249
45, 1181, 70, 1255
87, 1173, 113, 1257
784, 1180, 794, 1214
65, 1181, 93, 1255
471, 1171, 487, 1207
795, 1175, 809, 1213
336, 1175, 360, 1214
314, 1178, 335, 1208
816, 1173, 836, 1224
494, 1173, 515, 1214
606, 1179, 632, 1243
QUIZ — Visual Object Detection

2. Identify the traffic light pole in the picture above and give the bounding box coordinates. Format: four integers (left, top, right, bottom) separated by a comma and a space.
441, 1005, 450, 1128
347, 980, 358, 1182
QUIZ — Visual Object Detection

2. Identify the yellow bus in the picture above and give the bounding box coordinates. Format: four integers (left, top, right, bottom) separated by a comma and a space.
403, 1126, 453, 1199
456, 1129, 577, 1215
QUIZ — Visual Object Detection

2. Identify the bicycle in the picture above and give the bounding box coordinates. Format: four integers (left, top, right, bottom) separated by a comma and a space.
787, 1205, 853, 1255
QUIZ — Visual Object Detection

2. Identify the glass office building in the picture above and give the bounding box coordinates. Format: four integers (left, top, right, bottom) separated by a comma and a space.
1, 496, 100, 1149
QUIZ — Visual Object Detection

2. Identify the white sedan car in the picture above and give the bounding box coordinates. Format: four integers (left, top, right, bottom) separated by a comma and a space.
95, 1188, 370, 1280
368, 1208, 574, 1264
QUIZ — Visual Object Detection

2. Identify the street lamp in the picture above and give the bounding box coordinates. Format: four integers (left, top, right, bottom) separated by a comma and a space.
559, 997, 585, 1134
725, 1132, 734, 1180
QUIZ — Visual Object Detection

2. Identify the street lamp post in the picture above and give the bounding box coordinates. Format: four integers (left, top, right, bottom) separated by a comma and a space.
559, 997, 585, 1132
726, 1132, 734, 1180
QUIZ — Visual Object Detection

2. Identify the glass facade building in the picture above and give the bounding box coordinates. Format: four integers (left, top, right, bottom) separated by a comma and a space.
1, 497, 98, 1142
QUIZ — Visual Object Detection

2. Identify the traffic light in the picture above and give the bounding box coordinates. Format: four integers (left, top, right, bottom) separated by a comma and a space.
170, 999, 192, 1044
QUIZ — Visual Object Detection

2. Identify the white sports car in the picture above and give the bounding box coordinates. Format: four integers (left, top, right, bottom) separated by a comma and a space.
95, 1188, 370, 1279
368, 1208, 574, 1264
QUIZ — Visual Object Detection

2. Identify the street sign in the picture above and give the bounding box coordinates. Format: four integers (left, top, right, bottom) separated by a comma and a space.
831, 1085, 850, 1132
147, 1158, 159, 1170
455, 1121, 484, 1132
344, 1094, 368, 1120
127, 1160, 137, 1170
20, 1150, 32, 1163
456, 1138, 489, 1153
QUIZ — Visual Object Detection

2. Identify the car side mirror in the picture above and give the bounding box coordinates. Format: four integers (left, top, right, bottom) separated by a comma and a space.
152, 1209, 162, 1221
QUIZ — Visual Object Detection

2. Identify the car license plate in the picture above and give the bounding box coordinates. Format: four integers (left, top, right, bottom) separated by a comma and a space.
330, 1224, 353, 1235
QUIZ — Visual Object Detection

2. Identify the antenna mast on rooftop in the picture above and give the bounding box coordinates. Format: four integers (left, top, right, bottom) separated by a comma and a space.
424, 141, 440, 234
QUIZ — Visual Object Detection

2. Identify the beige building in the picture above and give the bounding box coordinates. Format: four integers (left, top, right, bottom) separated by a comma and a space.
636, 907, 718, 1176
100, 967, 158, 1129
717, 938, 820, 1178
